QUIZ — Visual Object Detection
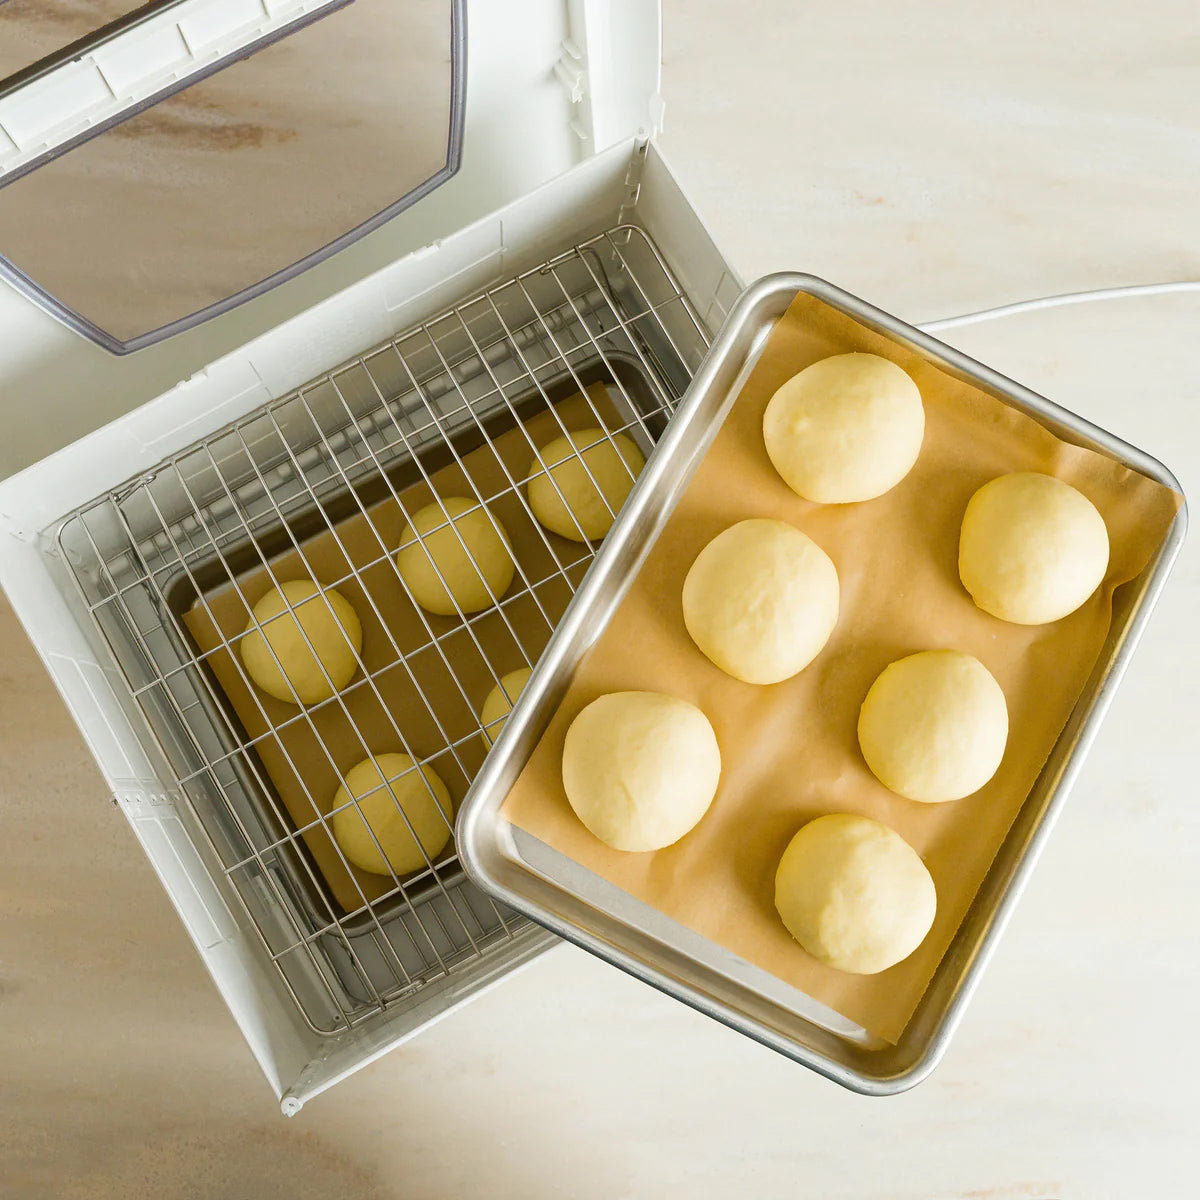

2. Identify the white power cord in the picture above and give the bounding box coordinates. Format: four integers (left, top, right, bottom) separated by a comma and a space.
919, 280, 1200, 333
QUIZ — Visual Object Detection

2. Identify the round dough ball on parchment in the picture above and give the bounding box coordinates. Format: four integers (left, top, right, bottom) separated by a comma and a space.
240, 579, 362, 706
331, 753, 452, 876
526, 427, 645, 542
682, 518, 839, 684
959, 472, 1110, 625
480, 667, 533, 746
562, 691, 721, 852
397, 496, 515, 617
762, 352, 925, 503
858, 650, 1008, 803
775, 813, 936, 974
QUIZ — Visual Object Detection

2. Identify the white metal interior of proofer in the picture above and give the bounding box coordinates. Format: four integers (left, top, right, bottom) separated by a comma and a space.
0, 137, 745, 1111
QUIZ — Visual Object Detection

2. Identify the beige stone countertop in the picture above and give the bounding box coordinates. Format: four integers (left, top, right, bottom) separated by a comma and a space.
3, 2, 1199, 1197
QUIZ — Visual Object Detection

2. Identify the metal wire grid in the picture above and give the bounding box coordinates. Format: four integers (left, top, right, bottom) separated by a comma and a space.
56, 226, 711, 1034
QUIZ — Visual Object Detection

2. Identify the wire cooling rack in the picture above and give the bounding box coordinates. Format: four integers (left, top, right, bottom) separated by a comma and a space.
56, 226, 711, 1033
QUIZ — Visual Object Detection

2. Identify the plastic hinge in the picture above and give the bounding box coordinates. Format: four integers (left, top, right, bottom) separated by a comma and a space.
616, 142, 647, 225
554, 38, 587, 105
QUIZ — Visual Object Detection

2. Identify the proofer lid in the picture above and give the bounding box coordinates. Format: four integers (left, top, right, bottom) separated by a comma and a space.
0, 0, 465, 352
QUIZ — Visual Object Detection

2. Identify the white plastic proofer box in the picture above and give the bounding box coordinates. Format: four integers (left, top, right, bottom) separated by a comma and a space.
0, 0, 742, 1111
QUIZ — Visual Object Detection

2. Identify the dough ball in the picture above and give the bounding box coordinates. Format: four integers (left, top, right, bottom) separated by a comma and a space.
959, 472, 1110, 625
762, 352, 925, 503
562, 691, 721, 852
397, 496, 515, 617
858, 650, 1008, 803
682, 518, 839, 684
526, 427, 645, 541
775, 813, 936, 974
240, 580, 362, 706
480, 667, 533, 746
331, 753, 452, 876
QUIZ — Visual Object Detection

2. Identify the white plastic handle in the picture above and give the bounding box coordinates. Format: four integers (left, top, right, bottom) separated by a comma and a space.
0, 0, 344, 179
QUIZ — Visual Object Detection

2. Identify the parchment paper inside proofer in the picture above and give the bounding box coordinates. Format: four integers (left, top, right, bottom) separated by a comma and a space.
501, 291, 1182, 1044
184, 384, 637, 916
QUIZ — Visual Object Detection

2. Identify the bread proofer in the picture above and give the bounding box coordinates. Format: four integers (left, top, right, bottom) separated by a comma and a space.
0, 0, 1183, 1113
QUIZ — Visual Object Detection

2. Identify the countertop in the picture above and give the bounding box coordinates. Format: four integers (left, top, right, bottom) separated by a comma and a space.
3, 2, 1199, 1197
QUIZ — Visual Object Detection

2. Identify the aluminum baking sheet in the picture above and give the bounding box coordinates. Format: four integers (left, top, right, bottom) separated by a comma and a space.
458, 272, 1187, 1094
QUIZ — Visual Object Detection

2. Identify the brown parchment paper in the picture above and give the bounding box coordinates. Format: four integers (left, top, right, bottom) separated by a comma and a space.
183, 384, 625, 915
501, 291, 1182, 1044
